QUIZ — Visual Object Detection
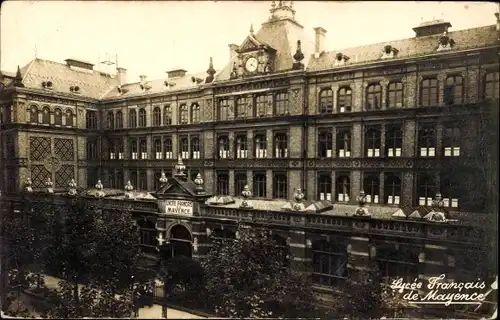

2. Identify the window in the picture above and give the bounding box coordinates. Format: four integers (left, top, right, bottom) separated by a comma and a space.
366, 84, 382, 110
139, 170, 147, 191
319, 88, 333, 113
138, 220, 157, 248
108, 139, 116, 159
385, 173, 401, 205
130, 171, 138, 189
441, 171, 460, 208
318, 129, 333, 158
191, 137, 201, 159
377, 246, 418, 282
117, 139, 124, 159
273, 173, 287, 199
420, 78, 438, 107
318, 173, 332, 201
154, 138, 162, 159
86, 140, 98, 160
116, 170, 124, 189
364, 127, 381, 157
336, 128, 351, 158
235, 135, 248, 158
138, 108, 147, 127
256, 95, 267, 117
274, 92, 289, 116
211, 228, 236, 242
216, 172, 229, 195
179, 137, 189, 159
191, 103, 200, 123
54, 108, 62, 126
363, 174, 380, 204
336, 174, 350, 202
139, 139, 147, 159
153, 107, 161, 126
219, 99, 230, 121
86, 110, 97, 129
417, 173, 435, 206
418, 124, 436, 157
107, 111, 114, 129
443, 123, 461, 157
218, 136, 229, 159
87, 168, 98, 188
30, 105, 38, 123
253, 173, 266, 198
484, 71, 500, 101
387, 82, 404, 108
154, 171, 162, 191
337, 87, 352, 113
444, 76, 463, 105
312, 240, 348, 287
179, 104, 188, 124
163, 105, 172, 125
234, 172, 247, 197
274, 133, 288, 158
65, 110, 74, 127
272, 235, 290, 268
235, 97, 249, 118
130, 139, 138, 160
42, 107, 50, 124
254, 134, 267, 158
164, 138, 173, 159
115, 110, 123, 128
128, 109, 137, 128
386, 124, 403, 157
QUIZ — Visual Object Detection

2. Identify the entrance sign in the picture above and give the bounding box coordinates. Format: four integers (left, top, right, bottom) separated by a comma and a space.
162, 200, 193, 216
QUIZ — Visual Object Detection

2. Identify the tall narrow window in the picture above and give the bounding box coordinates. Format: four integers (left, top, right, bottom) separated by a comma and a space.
86, 140, 98, 160
364, 127, 381, 157
65, 110, 74, 127
139, 170, 147, 191
130, 139, 138, 160
318, 174, 332, 201
366, 84, 382, 110
386, 124, 403, 157
42, 107, 50, 124
108, 139, 116, 159
253, 173, 267, 198
274, 133, 288, 158
336, 128, 351, 158
274, 92, 289, 116
256, 95, 267, 117
115, 110, 123, 128
337, 87, 352, 113
138, 108, 147, 127
30, 105, 38, 123
163, 105, 172, 125
154, 138, 162, 159
219, 99, 229, 121
116, 170, 124, 189
484, 71, 500, 101
318, 129, 333, 158
86, 110, 97, 129
273, 173, 287, 199
418, 124, 436, 157
336, 174, 350, 203
128, 109, 137, 128
440, 171, 460, 208
443, 123, 461, 157
179, 105, 188, 124
218, 136, 229, 159
417, 173, 435, 206
54, 108, 62, 126
154, 171, 162, 191
312, 240, 348, 287
180, 137, 189, 159
107, 111, 114, 129
363, 174, 380, 204
216, 172, 229, 195
164, 138, 173, 159
130, 171, 138, 189
234, 173, 247, 197
319, 88, 333, 113
387, 82, 404, 108
153, 107, 161, 126
235, 97, 248, 118
235, 135, 248, 159
117, 138, 124, 159
191, 103, 200, 124
139, 139, 147, 159
254, 134, 267, 158
191, 137, 200, 159
420, 78, 438, 107
385, 173, 401, 205
444, 76, 463, 106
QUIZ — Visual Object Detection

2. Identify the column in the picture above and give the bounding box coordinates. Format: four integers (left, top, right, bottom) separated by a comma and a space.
351, 123, 362, 158
147, 169, 154, 191
306, 171, 315, 200
381, 79, 389, 109
380, 123, 386, 155
266, 129, 273, 158
289, 230, 310, 273
247, 130, 254, 160
205, 170, 214, 194
435, 122, 443, 158
228, 170, 235, 196
172, 134, 178, 158
266, 169, 273, 199
379, 172, 385, 205
402, 171, 414, 207
228, 131, 234, 160
246, 170, 253, 193
331, 84, 339, 113
437, 72, 447, 106
191, 221, 211, 261
350, 170, 361, 204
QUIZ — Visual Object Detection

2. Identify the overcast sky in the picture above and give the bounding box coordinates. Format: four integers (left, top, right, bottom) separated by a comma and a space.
1, 1, 498, 81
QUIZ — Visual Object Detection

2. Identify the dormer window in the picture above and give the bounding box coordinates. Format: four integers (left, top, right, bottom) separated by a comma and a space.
70, 86, 81, 94
381, 45, 399, 59
334, 53, 350, 66
437, 32, 455, 51
42, 81, 53, 90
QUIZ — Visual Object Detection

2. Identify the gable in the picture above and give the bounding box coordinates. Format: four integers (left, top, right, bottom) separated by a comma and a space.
238, 36, 261, 52
161, 182, 191, 197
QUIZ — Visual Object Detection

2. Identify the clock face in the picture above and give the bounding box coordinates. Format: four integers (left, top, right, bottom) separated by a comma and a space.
245, 57, 258, 72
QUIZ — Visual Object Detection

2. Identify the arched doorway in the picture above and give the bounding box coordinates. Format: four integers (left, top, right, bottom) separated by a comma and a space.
163, 224, 193, 260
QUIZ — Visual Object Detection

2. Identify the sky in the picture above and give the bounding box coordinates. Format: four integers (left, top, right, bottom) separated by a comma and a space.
1, 1, 498, 81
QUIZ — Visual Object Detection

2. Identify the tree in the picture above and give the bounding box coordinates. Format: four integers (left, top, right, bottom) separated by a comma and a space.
201, 224, 318, 318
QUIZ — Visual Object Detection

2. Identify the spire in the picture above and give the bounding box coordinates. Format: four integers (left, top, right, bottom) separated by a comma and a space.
269, 0, 296, 21
13, 65, 24, 87
249, 24, 254, 35
174, 153, 187, 178
205, 57, 216, 83
292, 40, 305, 70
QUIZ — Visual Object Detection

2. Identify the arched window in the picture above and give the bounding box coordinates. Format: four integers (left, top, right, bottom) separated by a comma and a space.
218, 136, 229, 159
312, 240, 348, 287
235, 135, 247, 159
254, 134, 267, 158
337, 87, 352, 113
108, 139, 115, 159
318, 173, 332, 201
253, 173, 266, 198
107, 111, 114, 129
387, 82, 404, 108
115, 110, 123, 128
443, 122, 461, 157
30, 105, 38, 123
274, 133, 288, 158
386, 124, 403, 157
117, 139, 124, 159
377, 245, 419, 282
318, 129, 333, 158
128, 109, 137, 128
336, 174, 350, 202
191, 137, 200, 159
366, 84, 382, 110
319, 88, 333, 113
364, 127, 381, 157
152, 107, 161, 126
418, 124, 436, 157
191, 103, 200, 123
180, 137, 189, 159
138, 108, 147, 127
273, 173, 287, 199
54, 108, 62, 126
130, 139, 138, 160
163, 138, 173, 159
154, 138, 162, 159
163, 105, 172, 125
444, 75, 463, 105
440, 170, 460, 208
385, 173, 401, 205
179, 104, 188, 124
216, 172, 229, 195
336, 128, 351, 157
65, 110, 74, 127
139, 139, 147, 159
417, 173, 435, 206
484, 71, 500, 101
363, 174, 380, 204
42, 106, 50, 124
420, 78, 438, 107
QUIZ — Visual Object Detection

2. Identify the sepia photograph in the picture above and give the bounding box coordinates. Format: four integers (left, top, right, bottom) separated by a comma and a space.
0, 1, 498, 319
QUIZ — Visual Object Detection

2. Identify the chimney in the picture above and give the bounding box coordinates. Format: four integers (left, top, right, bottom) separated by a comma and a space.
116, 67, 127, 85
495, 11, 500, 32
313, 27, 327, 58
139, 75, 147, 83
228, 44, 239, 60
166, 69, 187, 78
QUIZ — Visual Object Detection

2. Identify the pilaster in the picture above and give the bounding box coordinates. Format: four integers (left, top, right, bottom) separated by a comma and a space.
266, 169, 273, 199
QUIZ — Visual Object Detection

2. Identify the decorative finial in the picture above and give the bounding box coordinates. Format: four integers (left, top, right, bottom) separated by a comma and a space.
95, 180, 105, 198
294, 188, 305, 202
68, 179, 77, 195
194, 173, 205, 194
354, 191, 371, 217
45, 178, 54, 193
240, 185, 253, 208
124, 181, 134, 199
175, 153, 186, 176
206, 57, 216, 84
24, 178, 33, 193
292, 40, 305, 70
250, 24, 254, 35
230, 62, 238, 80
159, 171, 168, 186
14, 66, 24, 87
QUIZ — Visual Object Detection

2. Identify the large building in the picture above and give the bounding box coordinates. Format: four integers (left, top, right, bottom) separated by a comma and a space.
1, 1, 499, 315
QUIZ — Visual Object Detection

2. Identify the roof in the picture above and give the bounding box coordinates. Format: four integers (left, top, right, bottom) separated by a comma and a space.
307, 24, 499, 72
415, 19, 451, 28
17, 58, 119, 99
